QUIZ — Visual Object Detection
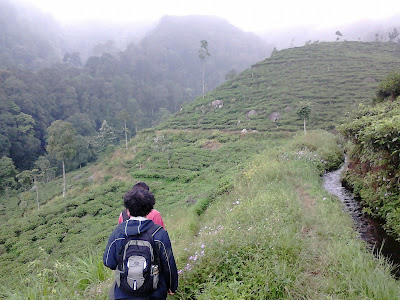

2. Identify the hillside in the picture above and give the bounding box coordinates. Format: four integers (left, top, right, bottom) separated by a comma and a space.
2, 41, 400, 298
162, 42, 400, 132
138, 15, 271, 95
0, 11, 272, 171
2, 130, 400, 299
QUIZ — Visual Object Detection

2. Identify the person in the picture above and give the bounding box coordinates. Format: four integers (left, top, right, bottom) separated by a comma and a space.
118, 182, 165, 228
104, 188, 178, 299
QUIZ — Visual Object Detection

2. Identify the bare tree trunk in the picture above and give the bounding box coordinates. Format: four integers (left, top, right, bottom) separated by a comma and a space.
135, 123, 137, 136
124, 121, 128, 149
202, 62, 205, 99
62, 160, 66, 198
303, 118, 307, 135
36, 187, 39, 210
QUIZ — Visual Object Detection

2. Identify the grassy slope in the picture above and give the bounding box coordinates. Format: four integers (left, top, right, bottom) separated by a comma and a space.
1, 42, 400, 298
162, 42, 400, 132
0, 130, 284, 298
176, 131, 399, 299
2, 130, 399, 299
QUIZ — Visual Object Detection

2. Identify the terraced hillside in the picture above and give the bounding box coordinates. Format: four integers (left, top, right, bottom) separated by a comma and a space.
3, 41, 400, 299
162, 42, 400, 131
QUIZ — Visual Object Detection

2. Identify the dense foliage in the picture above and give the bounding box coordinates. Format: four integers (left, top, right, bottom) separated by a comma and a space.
0, 4, 269, 172
340, 72, 400, 238
376, 72, 400, 102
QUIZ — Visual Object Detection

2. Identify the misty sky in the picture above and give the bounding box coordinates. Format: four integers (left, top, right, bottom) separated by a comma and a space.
18, 0, 400, 32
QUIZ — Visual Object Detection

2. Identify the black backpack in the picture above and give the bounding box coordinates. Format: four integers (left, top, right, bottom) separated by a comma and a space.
115, 223, 162, 296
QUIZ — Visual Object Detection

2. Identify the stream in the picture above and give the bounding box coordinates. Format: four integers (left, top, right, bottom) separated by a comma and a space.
323, 162, 400, 277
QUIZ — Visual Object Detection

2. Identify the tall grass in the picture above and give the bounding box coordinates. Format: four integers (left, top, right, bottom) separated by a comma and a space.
0, 251, 112, 300
173, 131, 400, 299
2, 131, 399, 298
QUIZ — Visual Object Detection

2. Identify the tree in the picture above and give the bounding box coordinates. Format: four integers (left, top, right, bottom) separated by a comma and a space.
297, 102, 312, 135
388, 28, 399, 42
66, 113, 96, 136
0, 156, 17, 193
73, 135, 96, 168
335, 31, 343, 41
126, 98, 142, 135
34, 155, 55, 183
63, 52, 82, 67
97, 120, 117, 151
9, 112, 42, 169
3, 75, 27, 95
46, 120, 77, 197
31, 169, 41, 210
16, 169, 41, 210
198, 40, 210, 99
119, 110, 130, 149
16, 170, 33, 191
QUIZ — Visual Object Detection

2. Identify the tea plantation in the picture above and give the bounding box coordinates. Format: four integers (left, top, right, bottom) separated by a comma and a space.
2, 41, 400, 299
162, 42, 400, 131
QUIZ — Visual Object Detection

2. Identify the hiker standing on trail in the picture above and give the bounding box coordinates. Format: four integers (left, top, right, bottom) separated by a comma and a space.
104, 188, 178, 299
118, 182, 165, 228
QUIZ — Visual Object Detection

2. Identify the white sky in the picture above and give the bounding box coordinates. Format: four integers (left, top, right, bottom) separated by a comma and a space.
17, 0, 400, 32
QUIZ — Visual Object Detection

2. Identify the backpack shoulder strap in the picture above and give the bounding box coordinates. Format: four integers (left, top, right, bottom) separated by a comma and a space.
149, 223, 162, 237
148, 223, 162, 264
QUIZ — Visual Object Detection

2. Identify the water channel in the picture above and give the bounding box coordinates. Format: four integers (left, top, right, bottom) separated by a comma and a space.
323, 162, 400, 277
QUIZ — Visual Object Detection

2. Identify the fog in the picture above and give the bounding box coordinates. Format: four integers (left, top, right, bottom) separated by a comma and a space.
15, 0, 400, 32
7, 0, 400, 55
261, 13, 400, 49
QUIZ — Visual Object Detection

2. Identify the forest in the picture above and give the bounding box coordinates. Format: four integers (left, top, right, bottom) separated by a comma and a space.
0, 0, 270, 173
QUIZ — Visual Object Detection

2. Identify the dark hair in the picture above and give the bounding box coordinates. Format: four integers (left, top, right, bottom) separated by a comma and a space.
123, 188, 155, 217
132, 182, 149, 191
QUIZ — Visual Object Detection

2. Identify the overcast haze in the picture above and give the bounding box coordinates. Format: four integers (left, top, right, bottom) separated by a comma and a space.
17, 0, 400, 32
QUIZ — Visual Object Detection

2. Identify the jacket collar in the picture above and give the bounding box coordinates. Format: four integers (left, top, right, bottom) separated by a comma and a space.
129, 216, 148, 221
123, 217, 153, 236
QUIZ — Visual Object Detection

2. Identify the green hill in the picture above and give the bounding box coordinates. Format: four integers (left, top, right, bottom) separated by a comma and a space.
162, 42, 400, 131
0, 12, 271, 171
1, 41, 400, 298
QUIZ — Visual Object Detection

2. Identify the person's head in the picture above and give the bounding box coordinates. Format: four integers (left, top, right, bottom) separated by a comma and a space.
123, 188, 155, 217
132, 182, 149, 191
